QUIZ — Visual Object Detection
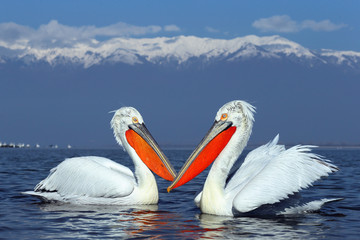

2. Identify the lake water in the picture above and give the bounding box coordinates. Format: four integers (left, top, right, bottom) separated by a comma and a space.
0, 148, 359, 239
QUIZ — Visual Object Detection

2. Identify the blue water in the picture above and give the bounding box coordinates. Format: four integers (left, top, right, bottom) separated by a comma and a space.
0, 148, 359, 239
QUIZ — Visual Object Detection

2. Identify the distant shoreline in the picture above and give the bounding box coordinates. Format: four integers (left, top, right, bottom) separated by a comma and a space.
1, 144, 359, 150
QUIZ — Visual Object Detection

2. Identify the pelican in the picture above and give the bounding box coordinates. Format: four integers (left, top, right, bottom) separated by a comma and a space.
168, 100, 338, 216
24, 107, 176, 205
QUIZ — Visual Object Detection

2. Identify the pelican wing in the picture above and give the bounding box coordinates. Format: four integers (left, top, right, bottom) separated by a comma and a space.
225, 135, 337, 213
34, 156, 136, 198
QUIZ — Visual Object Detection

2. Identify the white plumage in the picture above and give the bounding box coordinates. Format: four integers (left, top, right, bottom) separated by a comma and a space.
32, 157, 135, 202
169, 100, 338, 216
227, 136, 337, 213
24, 107, 176, 205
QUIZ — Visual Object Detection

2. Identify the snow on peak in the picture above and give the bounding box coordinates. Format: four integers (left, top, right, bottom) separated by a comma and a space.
320, 49, 360, 65
0, 35, 359, 68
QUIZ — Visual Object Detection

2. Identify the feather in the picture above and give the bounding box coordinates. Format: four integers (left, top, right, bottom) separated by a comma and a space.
226, 135, 337, 213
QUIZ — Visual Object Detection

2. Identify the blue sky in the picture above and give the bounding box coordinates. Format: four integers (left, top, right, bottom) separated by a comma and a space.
1, 0, 359, 51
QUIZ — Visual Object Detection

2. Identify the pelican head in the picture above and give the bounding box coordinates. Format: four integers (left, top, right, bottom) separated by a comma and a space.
168, 100, 256, 191
214, 100, 255, 128
111, 107, 176, 181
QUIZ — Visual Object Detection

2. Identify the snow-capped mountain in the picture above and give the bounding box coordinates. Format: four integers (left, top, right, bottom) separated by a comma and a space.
0, 35, 359, 69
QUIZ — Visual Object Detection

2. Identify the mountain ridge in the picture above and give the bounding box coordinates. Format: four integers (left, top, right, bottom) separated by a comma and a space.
1, 35, 359, 70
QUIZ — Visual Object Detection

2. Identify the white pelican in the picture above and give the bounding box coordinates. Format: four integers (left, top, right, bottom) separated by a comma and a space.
24, 107, 176, 205
168, 100, 338, 216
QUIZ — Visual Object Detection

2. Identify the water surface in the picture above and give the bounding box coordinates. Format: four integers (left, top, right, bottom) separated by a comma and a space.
0, 148, 358, 239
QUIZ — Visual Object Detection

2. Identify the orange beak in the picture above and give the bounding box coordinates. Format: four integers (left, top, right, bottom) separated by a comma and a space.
167, 120, 236, 192
126, 123, 176, 181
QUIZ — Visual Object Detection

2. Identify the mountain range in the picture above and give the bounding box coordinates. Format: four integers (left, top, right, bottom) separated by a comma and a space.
1, 35, 360, 70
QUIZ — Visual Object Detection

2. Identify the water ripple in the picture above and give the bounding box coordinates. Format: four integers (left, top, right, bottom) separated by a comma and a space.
0, 148, 359, 239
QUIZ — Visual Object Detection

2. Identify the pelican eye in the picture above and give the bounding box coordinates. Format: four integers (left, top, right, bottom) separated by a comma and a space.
132, 117, 139, 123
220, 113, 228, 121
